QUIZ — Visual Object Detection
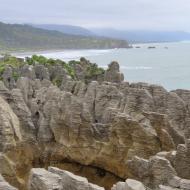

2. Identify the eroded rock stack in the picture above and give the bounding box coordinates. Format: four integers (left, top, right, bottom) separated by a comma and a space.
0, 57, 190, 190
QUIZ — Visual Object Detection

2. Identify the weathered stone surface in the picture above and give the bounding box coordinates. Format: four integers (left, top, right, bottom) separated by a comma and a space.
0, 81, 12, 101
127, 155, 177, 188
49, 167, 89, 190
20, 64, 36, 80
172, 89, 190, 111
0, 61, 190, 190
168, 176, 181, 188
34, 64, 50, 81
73, 63, 86, 81
125, 179, 146, 190
104, 62, 124, 83
180, 179, 190, 190
111, 179, 146, 190
129, 83, 190, 137
16, 77, 34, 103
89, 183, 105, 190
0, 154, 17, 180
0, 174, 18, 190
0, 77, 186, 189
174, 140, 190, 179
111, 182, 127, 190
28, 168, 62, 190
10, 89, 36, 140
159, 185, 179, 190
150, 156, 176, 186
28, 167, 105, 190
35, 84, 165, 178
48, 167, 105, 190
2, 66, 15, 89
0, 96, 22, 151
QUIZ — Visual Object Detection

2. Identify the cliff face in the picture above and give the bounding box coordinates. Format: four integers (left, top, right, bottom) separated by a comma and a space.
0, 57, 190, 190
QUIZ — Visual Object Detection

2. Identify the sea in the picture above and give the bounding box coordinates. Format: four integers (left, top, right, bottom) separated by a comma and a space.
15, 41, 190, 91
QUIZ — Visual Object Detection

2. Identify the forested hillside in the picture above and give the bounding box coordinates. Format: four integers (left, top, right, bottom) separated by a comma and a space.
0, 22, 129, 52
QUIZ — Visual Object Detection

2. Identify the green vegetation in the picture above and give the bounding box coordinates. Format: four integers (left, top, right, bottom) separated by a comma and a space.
86, 63, 105, 77
0, 54, 105, 84
52, 78, 62, 87
0, 54, 24, 74
26, 55, 78, 79
63, 63, 76, 79
0, 22, 129, 52
12, 71, 20, 81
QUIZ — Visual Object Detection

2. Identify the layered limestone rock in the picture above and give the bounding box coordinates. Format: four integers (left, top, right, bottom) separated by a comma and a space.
127, 155, 177, 188
0, 174, 18, 190
174, 139, 190, 179
1, 60, 190, 189
0, 95, 22, 151
28, 167, 104, 190
2, 66, 15, 89
111, 179, 146, 190
127, 150, 190, 190
28, 168, 62, 190
104, 62, 124, 83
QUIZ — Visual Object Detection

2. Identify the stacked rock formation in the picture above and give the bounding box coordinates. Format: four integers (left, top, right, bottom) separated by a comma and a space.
0, 57, 190, 190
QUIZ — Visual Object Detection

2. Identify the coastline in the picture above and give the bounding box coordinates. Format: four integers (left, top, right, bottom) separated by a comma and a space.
12, 48, 114, 60
5, 41, 190, 91
11, 41, 188, 57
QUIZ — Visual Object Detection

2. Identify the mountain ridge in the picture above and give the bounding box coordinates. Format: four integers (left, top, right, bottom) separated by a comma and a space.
91, 28, 190, 43
32, 24, 95, 36
31, 23, 190, 43
0, 22, 129, 52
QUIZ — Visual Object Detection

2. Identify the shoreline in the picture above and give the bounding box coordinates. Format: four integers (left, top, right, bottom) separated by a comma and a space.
10, 41, 189, 56
11, 48, 115, 57
11, 41, 189, 56
12, 49, 115, 61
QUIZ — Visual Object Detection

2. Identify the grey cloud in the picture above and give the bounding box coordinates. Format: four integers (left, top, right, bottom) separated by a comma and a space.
0, 0, 190, 31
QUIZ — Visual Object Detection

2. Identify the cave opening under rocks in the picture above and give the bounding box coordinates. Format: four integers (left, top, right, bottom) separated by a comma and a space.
3, 142, 124, 190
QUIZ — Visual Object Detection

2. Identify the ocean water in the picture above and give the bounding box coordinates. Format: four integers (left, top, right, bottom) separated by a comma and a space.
16, 42, 190, 91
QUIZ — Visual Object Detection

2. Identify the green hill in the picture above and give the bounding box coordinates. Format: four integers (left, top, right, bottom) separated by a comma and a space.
32, 24, 94, 36
0, 22, 129, 52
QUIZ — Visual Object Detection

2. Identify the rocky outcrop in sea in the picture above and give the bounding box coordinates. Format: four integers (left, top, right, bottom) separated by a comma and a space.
0, 56, 190, 190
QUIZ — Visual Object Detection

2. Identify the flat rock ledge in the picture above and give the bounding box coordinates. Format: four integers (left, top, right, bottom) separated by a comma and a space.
27, 167, 190, 190
28, 167, 105, 190
28, 167, 148, 190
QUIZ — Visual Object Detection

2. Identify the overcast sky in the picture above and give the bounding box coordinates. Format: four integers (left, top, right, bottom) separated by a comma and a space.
1, 0, 190, 31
